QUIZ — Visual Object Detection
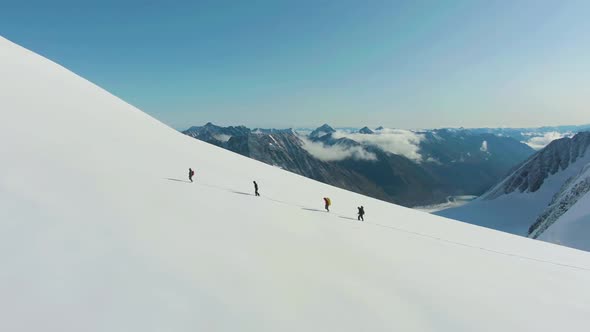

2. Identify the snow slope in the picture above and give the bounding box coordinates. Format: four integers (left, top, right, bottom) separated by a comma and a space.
436, 153, 590, 235
2, 35, 590, 331
413, 195, 477, 213
534, 165, 590, 249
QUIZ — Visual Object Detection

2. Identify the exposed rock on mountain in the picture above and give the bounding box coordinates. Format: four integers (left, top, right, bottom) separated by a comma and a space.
483, 132, 590, 199
359, 126, 374, 134
309, 124, 336, 139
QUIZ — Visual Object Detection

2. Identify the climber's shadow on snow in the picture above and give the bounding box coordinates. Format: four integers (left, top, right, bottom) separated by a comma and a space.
301, 207, 326, 213
231, 191, 254, 196
338, 216, 358, 221
165, 178, 192, 183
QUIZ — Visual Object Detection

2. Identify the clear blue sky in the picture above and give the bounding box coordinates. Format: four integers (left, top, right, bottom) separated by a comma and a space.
2, 0, 589, 129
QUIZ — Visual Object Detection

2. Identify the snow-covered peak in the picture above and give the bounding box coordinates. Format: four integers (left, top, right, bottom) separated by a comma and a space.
483, 132, 590, 199
2, 35, 590, 331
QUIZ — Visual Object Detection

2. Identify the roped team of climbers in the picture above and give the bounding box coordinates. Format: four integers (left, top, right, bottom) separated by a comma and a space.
188, 168, 365, 221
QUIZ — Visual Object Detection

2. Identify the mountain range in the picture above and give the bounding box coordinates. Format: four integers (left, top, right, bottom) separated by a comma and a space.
183, 123, 534, 206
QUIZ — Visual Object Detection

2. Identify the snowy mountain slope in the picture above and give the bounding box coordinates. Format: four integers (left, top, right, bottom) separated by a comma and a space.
437, 132, 590, 243
2, 35, 590, 331
533, 164, 590, 249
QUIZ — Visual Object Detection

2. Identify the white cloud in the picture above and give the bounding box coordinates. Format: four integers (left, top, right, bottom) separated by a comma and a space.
480, 140, 488, 152
300, 137, 377, 162
523, 132, 571, 150
332, 128, 425, 162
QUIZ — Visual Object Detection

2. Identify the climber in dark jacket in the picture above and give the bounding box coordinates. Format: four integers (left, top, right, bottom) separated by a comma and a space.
357, 206, 365, 221
253, 181, 260, 196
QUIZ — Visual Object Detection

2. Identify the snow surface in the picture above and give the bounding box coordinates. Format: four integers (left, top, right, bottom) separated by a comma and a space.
540, 191, 590, 248
2, 36, 590, 331
538, 166, 590, 249
413, 195, 477, 213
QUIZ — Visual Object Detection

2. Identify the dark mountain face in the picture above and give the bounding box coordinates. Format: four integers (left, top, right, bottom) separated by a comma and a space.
312, 133, 360, 148
418, 130, 535, 196
309, 124, 336, 139
182, 124, 535, 206
183, 122, 250, 146
335, 147, 443, 206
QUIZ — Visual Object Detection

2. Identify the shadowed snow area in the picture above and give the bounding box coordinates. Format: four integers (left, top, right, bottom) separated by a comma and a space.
2, 36, 590, 331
